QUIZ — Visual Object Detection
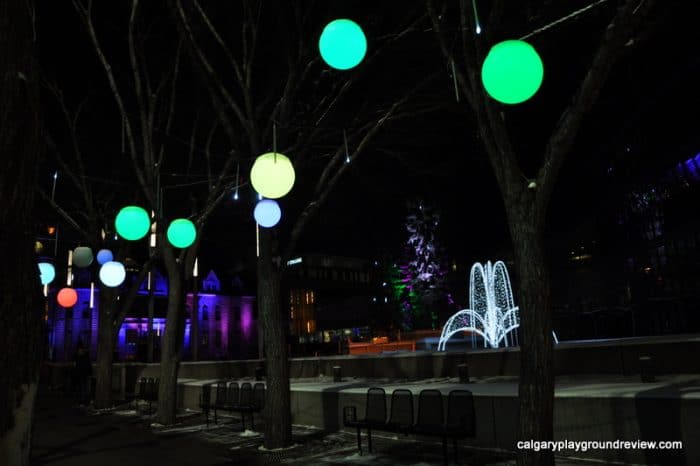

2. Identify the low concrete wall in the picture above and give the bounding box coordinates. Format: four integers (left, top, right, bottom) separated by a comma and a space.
174, 378, 699, 465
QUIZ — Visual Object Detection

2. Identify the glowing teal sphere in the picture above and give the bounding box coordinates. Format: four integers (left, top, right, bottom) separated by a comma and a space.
319, 19, 367, 70
73, 246, 93, 268
481, 40, 544, 104
254, 199, 282, 228
96, 249, 113, 265
115, 206, 150, 241
167, 218, 197, 248
99, 261, 126, 287
250, 152, 295, 199
38, 262, 55, 285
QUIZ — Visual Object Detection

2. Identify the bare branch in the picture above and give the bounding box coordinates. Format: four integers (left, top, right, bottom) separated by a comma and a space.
536, 0, 654, 211
72, 0, 153, 206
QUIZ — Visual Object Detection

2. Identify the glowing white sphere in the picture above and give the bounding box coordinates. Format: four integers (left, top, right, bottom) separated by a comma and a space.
253, 199, 282, 228
96, 249, 113, 265
250, 152, 295, 199
73, 246, 94, 268
99, 261, 126, 287
38, 262, 55, 285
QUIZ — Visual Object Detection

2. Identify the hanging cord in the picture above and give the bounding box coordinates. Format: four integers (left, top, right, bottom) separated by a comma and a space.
273, 122, 277, 163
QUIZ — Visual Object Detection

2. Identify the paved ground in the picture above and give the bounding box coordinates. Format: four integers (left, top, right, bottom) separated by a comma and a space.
31, 385, 524, 466
31, 385, 606, 465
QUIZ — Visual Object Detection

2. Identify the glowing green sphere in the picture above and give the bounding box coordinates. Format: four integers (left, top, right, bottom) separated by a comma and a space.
167, 218, 197, 248
319, 19, 367, 70
250, 152, 295, 199
115, 206, 150, 241
73, 246, 93, 268
481, 40, 544, 104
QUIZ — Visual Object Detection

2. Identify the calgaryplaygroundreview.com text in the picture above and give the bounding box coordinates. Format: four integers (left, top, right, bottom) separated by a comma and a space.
517, 439, 684, 453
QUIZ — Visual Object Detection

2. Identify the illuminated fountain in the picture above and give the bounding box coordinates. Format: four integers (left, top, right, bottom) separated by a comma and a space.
438, 260, 558, 350
438, 261, 518, 350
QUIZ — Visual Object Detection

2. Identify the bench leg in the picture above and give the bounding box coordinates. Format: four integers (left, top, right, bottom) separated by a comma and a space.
356, 427, 362, 454
442, 436, 448, 466
367, 428, 373, 453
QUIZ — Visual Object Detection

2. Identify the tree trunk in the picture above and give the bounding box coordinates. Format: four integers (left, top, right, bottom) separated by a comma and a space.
156, 250, 186, 425
507, 200, 554, 466
0, 1, 42, 463
258, 229, 292, 449
93, 287, 117, 409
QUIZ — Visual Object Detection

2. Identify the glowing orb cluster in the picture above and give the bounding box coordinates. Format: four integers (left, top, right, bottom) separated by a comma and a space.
167, 218, 196, 248
481, 40, 544, 104
57, 287, 78, 308
99, 261, 126, 287
38, 262, 55, 285
254, 199, 281, 228
73, 246, 93, 268
319, 19, 367, 70
250, 152, 295, 199
115, 206, 150, 241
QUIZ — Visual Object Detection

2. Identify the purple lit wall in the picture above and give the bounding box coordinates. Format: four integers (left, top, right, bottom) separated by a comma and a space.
49, 285, 257, 361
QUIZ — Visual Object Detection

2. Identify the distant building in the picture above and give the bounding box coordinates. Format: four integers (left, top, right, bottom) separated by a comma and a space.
283, 254, 380, 347
47, 269, 257, 362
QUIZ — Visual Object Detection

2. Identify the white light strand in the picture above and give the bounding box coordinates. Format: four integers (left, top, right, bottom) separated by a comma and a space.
519, 0, 610, 40
471, 0, 482, 34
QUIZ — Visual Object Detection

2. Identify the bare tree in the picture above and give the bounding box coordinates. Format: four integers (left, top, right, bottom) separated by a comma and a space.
69, 0, 238, 424
39, 82, 159, 410
426, 0, 657, 464
0, 0, 43, 464
171, 0, 439, 448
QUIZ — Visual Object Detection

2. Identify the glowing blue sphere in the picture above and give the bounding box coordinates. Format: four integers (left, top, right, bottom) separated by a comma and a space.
38, 262, 55, 285
99, 261, 126, 287
96, 249, 113, 265
254, 199, 281, 228
319, 19, 367, 70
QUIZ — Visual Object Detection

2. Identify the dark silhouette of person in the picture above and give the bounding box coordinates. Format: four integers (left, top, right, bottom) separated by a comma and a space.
73, 340, 92, 405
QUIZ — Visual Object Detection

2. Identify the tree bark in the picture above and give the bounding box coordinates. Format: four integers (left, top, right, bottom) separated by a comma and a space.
0, 0, 43, 464
506, 197, 554, 466
93, 287, 117, 408
258, 228, 292, 449
156, 242, 186, 425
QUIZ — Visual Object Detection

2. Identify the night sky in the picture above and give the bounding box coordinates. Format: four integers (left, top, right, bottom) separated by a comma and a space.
35, 1, 700, 282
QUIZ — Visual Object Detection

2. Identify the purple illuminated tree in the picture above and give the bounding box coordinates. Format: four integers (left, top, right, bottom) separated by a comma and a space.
398, 201, 448, 330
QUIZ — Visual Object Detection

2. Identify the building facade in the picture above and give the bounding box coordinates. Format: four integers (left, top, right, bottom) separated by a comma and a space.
47, 269, 257, 362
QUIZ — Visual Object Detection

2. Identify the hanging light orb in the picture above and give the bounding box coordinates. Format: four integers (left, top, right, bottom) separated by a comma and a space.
115, 206, 150, 240
319, 19, 367, 70
38, 262, 55, 285
35, 241, 44, 254
99, 261, 126, 287
73, 246, 94, 268
254, 199, 282, 228
96, 249, 113, 265
481, 40, 544, 104
57, 287, 78, 307
167, 218, 197, 248
250, 152, 295, 199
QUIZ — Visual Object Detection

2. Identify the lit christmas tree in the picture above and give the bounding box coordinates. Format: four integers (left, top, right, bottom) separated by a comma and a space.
395, 201, 448, 330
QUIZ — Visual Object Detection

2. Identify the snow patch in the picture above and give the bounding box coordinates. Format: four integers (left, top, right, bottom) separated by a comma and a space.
258, 443, 300, 452
113, 410, 137, 416
239, 429, 260, 437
